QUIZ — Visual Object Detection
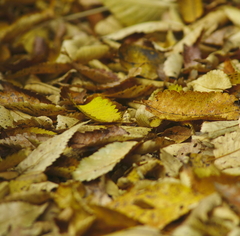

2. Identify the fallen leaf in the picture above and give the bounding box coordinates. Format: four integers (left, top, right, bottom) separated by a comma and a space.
16, 123, 85, 174
108, 180, 207, 229
119, 44, 164, 80
0, 202, 48, 236
143, 90, 239, 121
178, 0, 203, 23
73, 141, 138, 181
77, 96, 122, 122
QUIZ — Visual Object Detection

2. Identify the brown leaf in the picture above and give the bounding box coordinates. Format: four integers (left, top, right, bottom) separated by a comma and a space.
143, 90, 240, 121
0, 81, 52, 105
70, 125, 128, 149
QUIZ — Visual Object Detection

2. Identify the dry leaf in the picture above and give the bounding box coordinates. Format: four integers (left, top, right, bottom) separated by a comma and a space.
16, 123, 85, 174
0, 202, 48, 235
144, 90, 239, 121
101, 0, 174, 26
213, 130, 240, 174
108, 180, 207, 229
189, 70, 232, 92
73, 141, 138, 181
119, 43, 164, 79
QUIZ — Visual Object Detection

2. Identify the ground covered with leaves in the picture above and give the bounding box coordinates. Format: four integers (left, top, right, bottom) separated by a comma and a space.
1, 0, 240, 235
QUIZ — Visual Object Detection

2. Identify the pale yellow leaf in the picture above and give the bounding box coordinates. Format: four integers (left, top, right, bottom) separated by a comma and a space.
75, 45, 109, 63
201, 120, 239, 139
101, 0, 174, 26
95, 15, 123, 35
173, 25, 203, 53
16, 123, 85, 174
0, 105, 14, 128
164, 52, 183, 78
56, 115, 80, 130
77, 96, 122, 122
0, 202, 47, 235
224, 6, 240, 27
73, 141, 138, 181
104, 21, 183, 41
189, 70, 232, 92
213, 130, 240, 174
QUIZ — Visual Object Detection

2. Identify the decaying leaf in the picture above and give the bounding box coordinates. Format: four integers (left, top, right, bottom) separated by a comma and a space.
73, 141, 138, 181
77, 96, 122, 122
144, 90, 239, 121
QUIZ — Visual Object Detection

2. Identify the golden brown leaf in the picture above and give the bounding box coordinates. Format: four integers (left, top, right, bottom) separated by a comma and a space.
143, 90, 239, 121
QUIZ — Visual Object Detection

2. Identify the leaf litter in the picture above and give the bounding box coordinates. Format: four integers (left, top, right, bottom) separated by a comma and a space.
1, 1, 240, 235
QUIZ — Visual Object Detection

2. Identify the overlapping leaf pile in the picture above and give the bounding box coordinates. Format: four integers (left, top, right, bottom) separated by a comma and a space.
1, 0, 240, 235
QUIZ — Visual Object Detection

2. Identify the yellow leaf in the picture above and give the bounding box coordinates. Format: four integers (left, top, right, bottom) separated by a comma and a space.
77, 97, 122, 122
189, 70, 232, 92
108, 180, 207, 229
101, 0, 174, 26
144, 90, 239, 121
73, 141, 138, 181
178, 0, 203, 23
168, 84, 183, 92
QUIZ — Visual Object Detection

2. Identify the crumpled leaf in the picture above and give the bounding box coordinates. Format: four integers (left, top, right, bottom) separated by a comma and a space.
101, 0, 174, 26
0, 202, 48, 236
77, 96, 122, 122
143, 90, 239, 121
16, 123, 85, 174
108, 180, 207, 229
189, 70, 232, 92
73, 141, 138, 181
